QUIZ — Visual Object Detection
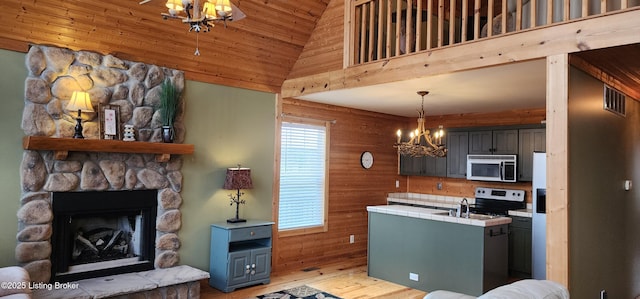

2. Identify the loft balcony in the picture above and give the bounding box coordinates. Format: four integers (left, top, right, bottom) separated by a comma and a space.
282, 0, 640, 99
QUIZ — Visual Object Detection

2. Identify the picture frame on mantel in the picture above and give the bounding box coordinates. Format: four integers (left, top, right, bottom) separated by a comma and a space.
99, 104, 121, 140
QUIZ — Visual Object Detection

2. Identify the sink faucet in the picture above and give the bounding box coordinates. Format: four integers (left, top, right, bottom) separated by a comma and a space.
459, 198, 470, 218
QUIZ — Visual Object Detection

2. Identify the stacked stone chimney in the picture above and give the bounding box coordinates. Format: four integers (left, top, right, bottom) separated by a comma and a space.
17, 45, 187, 282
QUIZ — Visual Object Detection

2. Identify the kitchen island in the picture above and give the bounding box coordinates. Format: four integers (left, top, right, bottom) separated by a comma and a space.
367, 205, 511, 296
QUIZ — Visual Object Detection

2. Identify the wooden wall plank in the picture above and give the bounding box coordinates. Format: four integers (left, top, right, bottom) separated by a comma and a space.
288, 0, 345, 78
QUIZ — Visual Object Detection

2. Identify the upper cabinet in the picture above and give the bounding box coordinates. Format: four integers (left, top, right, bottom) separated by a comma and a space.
446, 131, 469, 179
469, 130, 518, 155
517, 129, 547, 181
398, 126, 544, 181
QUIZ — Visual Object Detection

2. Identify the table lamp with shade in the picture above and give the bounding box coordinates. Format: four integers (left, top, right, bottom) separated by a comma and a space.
223, 165, 253, 223
66, 91, 94, 139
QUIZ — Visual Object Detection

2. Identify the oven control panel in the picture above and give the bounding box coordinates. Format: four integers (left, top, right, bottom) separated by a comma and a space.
475, 187, 525, 202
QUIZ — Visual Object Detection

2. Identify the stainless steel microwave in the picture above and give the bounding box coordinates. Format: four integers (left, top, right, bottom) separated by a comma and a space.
466, 154, 517, 182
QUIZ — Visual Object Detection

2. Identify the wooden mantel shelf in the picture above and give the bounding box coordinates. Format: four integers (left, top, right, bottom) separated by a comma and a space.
23, 136, 194, 162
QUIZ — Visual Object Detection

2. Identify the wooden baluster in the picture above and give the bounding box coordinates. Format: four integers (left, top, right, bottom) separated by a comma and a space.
369, 2, 375, 61
377, 0, 384, 59
395, 0, 402, 55
461, 0, 468, 42
416, 0, 423, 51
449, 0, 455, 45
407, 0, 413, 53
427, 0, 433, 49
386, 0, 393, 57
531, 0, 537, 27
360, 3, 367, 63
438, 0, 444, 47
485, 0, 492, 37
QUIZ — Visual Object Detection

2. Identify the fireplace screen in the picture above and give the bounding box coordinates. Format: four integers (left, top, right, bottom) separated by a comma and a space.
51, 190, 157, 282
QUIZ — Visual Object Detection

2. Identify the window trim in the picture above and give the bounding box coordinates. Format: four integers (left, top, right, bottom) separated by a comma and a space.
275, 115, 330, 237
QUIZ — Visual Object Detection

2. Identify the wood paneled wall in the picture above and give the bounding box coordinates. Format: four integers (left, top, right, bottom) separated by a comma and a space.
274, 98, 407, 272
287, 0, 345, 78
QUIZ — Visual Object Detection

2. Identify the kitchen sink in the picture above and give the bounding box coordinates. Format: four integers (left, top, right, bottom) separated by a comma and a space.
467, 213, 501, 220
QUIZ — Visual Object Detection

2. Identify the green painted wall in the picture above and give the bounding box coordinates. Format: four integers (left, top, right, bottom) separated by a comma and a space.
568, 67, 640, 297
180, 80, 275, 271
0, 49, 276, 273
0, 49, 27, 267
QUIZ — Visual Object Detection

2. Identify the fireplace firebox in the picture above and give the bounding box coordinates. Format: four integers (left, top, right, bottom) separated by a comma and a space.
51, 190, 157, 282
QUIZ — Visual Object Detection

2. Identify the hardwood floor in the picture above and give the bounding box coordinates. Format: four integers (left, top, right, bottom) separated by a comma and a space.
200, 256, 427, 299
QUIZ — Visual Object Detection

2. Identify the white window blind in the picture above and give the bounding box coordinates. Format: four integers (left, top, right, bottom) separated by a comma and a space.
278, 121, 327, 231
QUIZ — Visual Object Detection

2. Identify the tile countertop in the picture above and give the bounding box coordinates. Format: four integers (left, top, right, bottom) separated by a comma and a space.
367, 205, 512, 227
387, 192, 533, 218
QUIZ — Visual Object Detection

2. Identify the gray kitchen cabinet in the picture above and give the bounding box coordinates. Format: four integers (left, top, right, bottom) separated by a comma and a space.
509, 216, 532, 278
399, 154, 446, 177
424, 156, 447, 177
446, 131, 469, 178
399, 155, 421, 175
209, 221, 274, 292
517, 128, 546, 181
469, 130, 518, 155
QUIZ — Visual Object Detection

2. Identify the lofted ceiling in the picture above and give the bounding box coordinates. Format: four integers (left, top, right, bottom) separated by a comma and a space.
0, 0, 331, 93
1, 1, 638, 118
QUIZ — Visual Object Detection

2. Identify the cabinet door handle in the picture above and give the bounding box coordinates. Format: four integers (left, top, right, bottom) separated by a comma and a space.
250, 231, 255, 236
245, 265, 251, 274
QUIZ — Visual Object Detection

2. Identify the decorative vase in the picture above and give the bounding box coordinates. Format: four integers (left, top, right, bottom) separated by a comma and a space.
162, 125, 174, 143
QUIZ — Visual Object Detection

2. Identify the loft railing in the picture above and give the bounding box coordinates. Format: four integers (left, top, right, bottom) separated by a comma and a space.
347, 0, 638, 65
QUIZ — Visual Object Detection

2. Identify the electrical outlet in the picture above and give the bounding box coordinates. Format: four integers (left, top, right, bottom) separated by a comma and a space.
349, 235, 355, 243
395, 180, 399, 188
409, 273, 419, 281
437, 182, 442, 190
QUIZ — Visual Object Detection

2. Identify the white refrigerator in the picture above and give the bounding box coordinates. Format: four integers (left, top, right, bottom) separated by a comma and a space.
532, 152, 546, 279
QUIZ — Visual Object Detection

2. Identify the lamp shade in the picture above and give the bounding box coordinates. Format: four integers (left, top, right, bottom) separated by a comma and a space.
66, 91, 94, 113
223, 167, 253, 190
165, 0, 184, 11
213, 0, 232, 13
202, 1, 217, 18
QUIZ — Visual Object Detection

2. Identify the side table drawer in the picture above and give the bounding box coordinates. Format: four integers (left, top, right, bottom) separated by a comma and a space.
229, 225, 271, 242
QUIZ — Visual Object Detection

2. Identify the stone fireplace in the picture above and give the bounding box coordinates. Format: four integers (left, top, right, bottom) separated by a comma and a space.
17, 45, 187, 283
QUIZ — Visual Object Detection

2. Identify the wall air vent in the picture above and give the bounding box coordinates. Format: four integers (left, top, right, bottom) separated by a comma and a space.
603, 84, 626, 117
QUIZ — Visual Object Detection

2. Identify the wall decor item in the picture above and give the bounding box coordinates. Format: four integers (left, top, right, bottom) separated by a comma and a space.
160, 79, 181, 143
123, 124, 135, 141
99, 104, 121, 140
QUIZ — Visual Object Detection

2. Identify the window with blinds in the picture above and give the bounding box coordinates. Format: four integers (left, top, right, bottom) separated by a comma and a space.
278, 121, 328, 231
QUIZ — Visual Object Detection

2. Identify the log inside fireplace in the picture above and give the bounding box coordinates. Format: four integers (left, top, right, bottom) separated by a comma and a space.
51, 190, 158, 282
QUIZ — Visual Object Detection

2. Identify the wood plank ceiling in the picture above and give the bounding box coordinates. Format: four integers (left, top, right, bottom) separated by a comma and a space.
0, 0, 330, 93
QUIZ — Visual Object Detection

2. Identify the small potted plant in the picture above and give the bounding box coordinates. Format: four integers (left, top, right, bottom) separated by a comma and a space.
160, 78, 180, 143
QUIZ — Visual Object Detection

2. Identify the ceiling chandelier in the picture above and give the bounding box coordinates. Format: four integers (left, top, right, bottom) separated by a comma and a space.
142, 0, 246, 55
394, 91, 447, 157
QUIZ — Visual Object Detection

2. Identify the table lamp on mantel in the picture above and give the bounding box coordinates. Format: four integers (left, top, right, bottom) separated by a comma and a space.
66, 91, 94, 139
223, 165, 253, 223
